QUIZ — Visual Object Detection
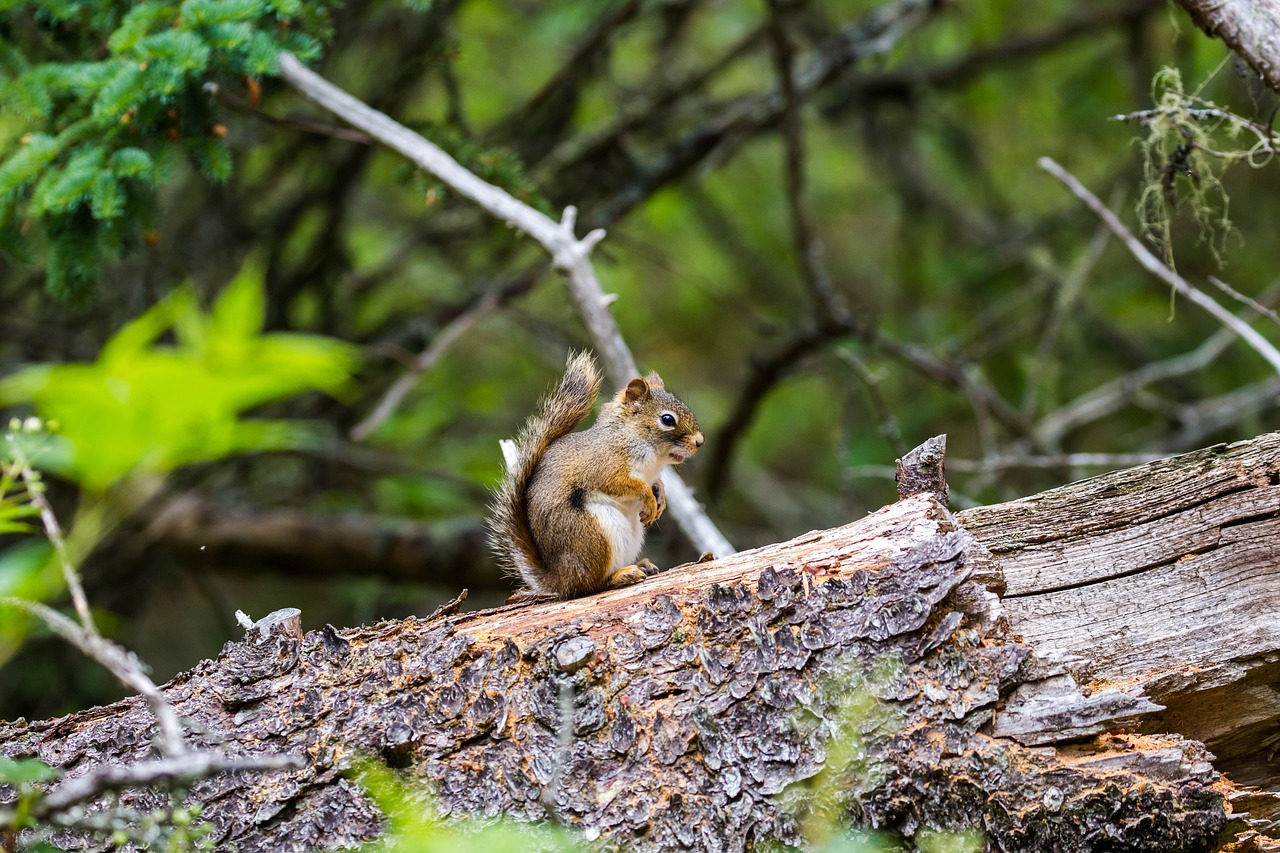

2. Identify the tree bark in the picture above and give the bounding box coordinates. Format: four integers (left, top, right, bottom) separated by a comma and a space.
1174, 0, 1280, 93
4, 436, 1280, 850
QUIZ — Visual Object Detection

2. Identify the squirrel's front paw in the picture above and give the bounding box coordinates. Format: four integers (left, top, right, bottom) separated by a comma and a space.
640, 497, 659, 526
635, 557, 664, 576
648, 480, 666, 525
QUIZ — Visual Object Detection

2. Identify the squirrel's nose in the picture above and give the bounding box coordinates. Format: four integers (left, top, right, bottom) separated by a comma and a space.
692, 432, 704, 448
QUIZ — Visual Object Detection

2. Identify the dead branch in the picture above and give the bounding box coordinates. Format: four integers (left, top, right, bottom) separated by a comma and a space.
1038, 156, 1280, 375
275, 52, 734, 561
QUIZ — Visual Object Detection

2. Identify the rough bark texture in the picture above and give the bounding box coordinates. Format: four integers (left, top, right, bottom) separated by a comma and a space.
1175, 0, 1280, 93
5, 435, 1280, 851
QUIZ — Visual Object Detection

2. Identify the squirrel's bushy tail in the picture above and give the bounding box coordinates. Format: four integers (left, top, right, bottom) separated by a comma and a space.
488, 351, 600, 587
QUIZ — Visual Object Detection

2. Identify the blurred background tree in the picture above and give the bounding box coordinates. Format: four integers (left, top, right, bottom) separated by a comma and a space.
2, 0, 1278, 723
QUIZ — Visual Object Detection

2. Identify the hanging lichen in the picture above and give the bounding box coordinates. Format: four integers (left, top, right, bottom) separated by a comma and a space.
1132, 67, 1239, 273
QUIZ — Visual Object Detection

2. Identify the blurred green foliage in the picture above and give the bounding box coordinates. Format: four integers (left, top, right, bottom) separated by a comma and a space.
0, 261, 357, 492
0, 269, 357, 664
354, 761, 582, 853
0, 0, 329, 298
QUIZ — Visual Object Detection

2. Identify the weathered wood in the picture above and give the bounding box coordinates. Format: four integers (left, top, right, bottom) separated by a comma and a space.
1174, 0, 1280, 93
0, 494, 1239, 851
895, 433, 948, 506
957, 432, 1280, 789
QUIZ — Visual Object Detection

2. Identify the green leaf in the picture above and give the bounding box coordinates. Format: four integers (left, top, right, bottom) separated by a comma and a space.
0, 496, 38, 535
92, 62, 144, 121
0, 755, 61, 786
267, 0, 302, 16
31, 146, 105, 216
44, 225, 102, 301
204, 20, 255, 51
0, 540, 58, 602
180, 0, 265, 28
189, 136, 232, 183
209, 261, 265, 341
243, 30, 283, 75
0, 273, 358, 492
133, 30, 212, 75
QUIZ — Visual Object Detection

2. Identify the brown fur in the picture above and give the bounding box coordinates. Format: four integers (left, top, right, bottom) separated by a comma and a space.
488, 352, 704, 599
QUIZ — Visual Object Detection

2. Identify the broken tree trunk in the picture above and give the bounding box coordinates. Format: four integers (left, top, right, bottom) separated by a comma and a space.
957, 432, 1280, 786
4, 434, 1280, 851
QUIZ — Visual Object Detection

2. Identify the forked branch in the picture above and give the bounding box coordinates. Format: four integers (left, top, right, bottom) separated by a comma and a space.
276, 52, 734, 558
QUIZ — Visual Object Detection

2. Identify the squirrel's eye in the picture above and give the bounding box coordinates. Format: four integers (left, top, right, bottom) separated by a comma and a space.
659, 413, 677, 429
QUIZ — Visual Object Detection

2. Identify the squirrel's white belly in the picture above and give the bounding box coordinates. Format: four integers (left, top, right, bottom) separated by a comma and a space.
585, 494, 645, 570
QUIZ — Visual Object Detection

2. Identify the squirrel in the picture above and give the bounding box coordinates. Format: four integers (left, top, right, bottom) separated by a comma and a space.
488, 351, 704, 600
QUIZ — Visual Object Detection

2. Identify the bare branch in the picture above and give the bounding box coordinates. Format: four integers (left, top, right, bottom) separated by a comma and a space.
29, 753, 302, 819
1038, 156, 1280, 376
17, 464, 94, 635
1110, 106, 1278, 160
275, 52, 734, 559
209, 82, 375, 144
1, 598, 188, 757
350, 290, 501, 442
1033, 282, 1280, 445
765, 0, 851, 324
1208, 276, 1280, 328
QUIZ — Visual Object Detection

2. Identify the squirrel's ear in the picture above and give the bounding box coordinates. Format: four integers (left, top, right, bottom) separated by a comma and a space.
644, 371, 665, 391
624, 377, 650, 402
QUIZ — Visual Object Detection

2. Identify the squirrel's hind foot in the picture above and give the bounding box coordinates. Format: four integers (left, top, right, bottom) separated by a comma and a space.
607, 558, 666, 588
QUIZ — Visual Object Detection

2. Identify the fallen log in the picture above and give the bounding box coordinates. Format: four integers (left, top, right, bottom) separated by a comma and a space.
3, 435, 1279, 850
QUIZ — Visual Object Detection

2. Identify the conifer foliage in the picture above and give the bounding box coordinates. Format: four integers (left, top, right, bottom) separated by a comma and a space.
0, 1, 331, 300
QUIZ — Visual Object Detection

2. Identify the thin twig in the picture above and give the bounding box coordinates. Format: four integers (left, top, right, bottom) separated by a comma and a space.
1033, 281, 1280, 445
28, 752, 302, 818
706, 318, 1031, 499
834, 348, 908, 456
17, 464, 95, 634
1, 598, 188, 757
706, 325, 830, 499
350, 290, 501, 441
1208, 276, 1280, 329
1110, 106, 1278, 158
209, 82, 375, 144
1022, 206, 1114, 418
276, 52, 734, 558
1038, 156, 1280, 376
765, 0, 851, 324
